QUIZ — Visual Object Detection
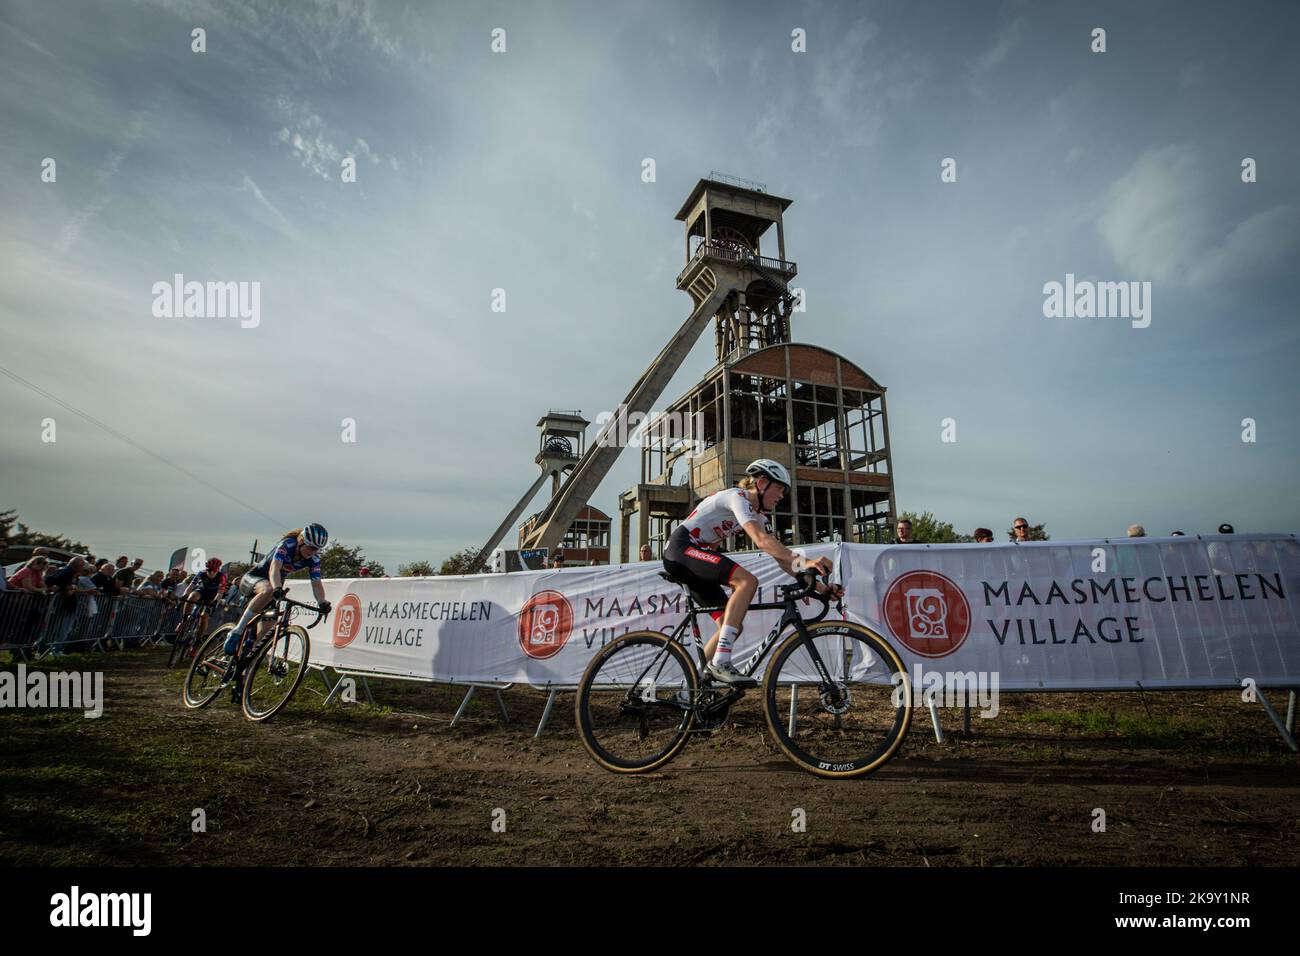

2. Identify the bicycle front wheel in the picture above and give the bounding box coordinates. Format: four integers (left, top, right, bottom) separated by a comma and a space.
183, 626, 233, 709
575, 631, 698, 773
762, 620, 912, 779
241, 624, 310, 722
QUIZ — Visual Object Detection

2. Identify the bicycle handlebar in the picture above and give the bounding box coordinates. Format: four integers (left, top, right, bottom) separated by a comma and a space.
273, 593, 329, 629
778, 568, 840, 621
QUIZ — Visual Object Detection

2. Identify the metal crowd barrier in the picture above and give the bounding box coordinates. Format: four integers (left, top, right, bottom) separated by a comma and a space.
0, 590, 244, 658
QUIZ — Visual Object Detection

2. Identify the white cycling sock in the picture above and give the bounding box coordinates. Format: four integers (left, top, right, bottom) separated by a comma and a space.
713, 625, 740, 666
230, 604, 258, 636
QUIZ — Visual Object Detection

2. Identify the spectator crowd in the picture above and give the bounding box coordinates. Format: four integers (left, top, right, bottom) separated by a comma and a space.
0, 537, 244, 657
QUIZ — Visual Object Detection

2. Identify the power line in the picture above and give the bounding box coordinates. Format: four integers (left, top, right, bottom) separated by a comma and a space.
0, 362, 284, 528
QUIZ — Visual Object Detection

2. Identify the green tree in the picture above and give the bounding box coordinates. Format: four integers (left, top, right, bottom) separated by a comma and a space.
1007, 521, 1050, 541
897, 511, 973, 544
0, 508, 90, 554
439, 547, 482, 576
398, 560, 436, 577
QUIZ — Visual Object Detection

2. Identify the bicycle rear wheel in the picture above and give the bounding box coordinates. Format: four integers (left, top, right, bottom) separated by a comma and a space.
575, 631, 698, 773
762, 620, 911, 779
241, 624, 310, 722
183, 625, 234, 709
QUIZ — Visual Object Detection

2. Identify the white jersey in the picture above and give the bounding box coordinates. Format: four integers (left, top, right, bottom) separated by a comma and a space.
678, 488, 767, 549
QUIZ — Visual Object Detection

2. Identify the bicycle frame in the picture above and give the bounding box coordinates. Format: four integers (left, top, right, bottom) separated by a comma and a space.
629, 573, 841, 711
233, 595, 317, 669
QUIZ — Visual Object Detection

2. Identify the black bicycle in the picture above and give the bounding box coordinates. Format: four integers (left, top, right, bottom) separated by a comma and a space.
575, 569, 912, 779
182, 591, 324, 721
166, 596, 222, 668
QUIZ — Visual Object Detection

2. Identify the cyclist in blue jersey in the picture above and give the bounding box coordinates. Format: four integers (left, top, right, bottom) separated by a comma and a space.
223, 523, 332, 659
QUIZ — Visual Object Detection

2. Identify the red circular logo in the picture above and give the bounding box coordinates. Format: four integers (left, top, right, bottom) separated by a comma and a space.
517, 590, 573, 660
882, 571, 971, 658
332, 593, 363, 648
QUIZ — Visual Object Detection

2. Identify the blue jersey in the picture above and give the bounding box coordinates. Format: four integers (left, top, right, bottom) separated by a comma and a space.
250, 536, 322, 581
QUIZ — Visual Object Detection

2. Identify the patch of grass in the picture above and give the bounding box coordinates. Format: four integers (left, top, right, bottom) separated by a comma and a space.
1024, 708, 1212, 742
0, 687, 260, 865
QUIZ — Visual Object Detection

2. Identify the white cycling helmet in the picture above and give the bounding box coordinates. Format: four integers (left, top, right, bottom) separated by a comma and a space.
302, 523, 329, 548
745, 458, 791, 488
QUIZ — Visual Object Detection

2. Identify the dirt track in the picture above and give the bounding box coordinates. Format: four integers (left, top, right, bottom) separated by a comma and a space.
3, 651, 1299, 866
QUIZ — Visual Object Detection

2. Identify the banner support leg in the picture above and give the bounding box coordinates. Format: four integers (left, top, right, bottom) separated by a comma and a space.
1287, 690, 1296, 735
360, 676, 374, 706
788, 684, 798, 737
929, 699, 944, 744
322, 673, 348, 706
1257, 689, 1299, 753
451, 685, 475, 727
494, 689, 509, 723
535, 688, 558, 739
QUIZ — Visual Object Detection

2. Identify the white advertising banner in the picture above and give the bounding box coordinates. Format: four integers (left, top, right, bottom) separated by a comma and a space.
305, 535, 1300, 692
838, 534, 1300, 690
310, 545, 836, 687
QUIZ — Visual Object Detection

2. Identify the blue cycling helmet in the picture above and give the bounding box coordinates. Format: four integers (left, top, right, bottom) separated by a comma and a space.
302, 523, 329, 548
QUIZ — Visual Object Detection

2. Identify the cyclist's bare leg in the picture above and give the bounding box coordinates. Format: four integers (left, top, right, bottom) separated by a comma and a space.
703, 567, 757, 662
231, 583, 274, 634
225, 580, 275, 657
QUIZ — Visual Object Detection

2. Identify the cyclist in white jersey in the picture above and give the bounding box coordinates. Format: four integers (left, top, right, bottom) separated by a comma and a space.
663, 459, 840, 687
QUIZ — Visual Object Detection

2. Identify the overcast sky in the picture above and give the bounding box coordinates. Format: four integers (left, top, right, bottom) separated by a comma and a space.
2, 0, 1297, 570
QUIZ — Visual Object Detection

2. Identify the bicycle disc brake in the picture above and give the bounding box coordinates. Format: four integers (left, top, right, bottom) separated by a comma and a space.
818, 682, 852, 715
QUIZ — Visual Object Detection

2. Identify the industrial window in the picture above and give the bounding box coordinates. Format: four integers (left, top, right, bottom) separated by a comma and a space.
851, 488, 891, 543
730, 373, 789, 444
563, 519, 609, 550
792, 381, 841, 469
842, 390, 888, 474
796, 484, 846, 543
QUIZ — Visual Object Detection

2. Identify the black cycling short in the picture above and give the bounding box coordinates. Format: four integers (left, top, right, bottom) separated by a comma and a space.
662, 528, 739, 612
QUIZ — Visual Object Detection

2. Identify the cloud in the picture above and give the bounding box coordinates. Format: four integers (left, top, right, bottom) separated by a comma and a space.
273, 96, 390, 178
54, 110, 148, 255
1098, 144, 1300, 286
812, 18, 882, 118
136, 0, 403, 65
1187, 203, 1300, 286
1, 20, 55, 58
239, 176, 299, 240
974, 17, 1024, 77
808, 18, 925, 146
55, 195, 114, 256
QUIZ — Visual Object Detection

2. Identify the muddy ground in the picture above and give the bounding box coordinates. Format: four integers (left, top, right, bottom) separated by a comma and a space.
2, 650, 1298, 866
